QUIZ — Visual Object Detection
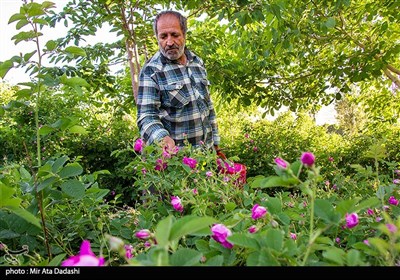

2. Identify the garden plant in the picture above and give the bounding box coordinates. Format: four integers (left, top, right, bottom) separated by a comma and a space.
0, 0, 399, 267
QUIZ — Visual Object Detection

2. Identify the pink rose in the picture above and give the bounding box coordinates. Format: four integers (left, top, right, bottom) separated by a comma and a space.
61, 240, 105, 266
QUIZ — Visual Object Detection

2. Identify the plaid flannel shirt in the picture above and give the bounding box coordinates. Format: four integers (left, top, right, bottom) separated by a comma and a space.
136, 48, 220, 148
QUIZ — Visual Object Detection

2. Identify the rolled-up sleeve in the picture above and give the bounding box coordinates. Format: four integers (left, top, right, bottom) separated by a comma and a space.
209, 106, 220, 146
136, 67, 169, 145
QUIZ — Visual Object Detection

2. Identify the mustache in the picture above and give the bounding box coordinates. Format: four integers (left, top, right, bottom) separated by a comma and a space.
165, 45, 179, 51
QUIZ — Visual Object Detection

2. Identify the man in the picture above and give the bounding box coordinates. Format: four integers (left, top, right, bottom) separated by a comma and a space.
136, 10, 222, 155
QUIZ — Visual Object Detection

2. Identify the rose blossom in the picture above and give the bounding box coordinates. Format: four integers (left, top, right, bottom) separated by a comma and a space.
135, 229, 151, 240
171, 196, 184, 213
345, 213, 359, 229
134, 138, 144, 153
211, 224, 233, 249
248, 225, 257, 234
388, 196, 399, 206
251, 204, 267, 220
61, 240, 105, 266
183, 156, 197, 169
386, 223, 397, 233
300, 152, 315, 166
274, 157, 288, 169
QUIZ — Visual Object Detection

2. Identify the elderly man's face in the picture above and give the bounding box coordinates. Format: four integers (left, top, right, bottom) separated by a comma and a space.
156, 14, 186, 62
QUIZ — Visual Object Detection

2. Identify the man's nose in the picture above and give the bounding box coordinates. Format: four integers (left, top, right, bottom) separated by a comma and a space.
166, 36, 174, 46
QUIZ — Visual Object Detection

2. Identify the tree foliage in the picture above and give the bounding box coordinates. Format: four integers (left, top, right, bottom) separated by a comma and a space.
182, 0, 400, 116
1, 0, 399, 117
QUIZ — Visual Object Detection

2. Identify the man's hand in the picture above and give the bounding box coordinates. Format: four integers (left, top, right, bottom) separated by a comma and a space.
214, 145, 227, 160
161, 136, 176, 152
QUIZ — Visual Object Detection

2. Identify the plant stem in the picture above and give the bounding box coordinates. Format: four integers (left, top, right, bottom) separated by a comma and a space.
301, 184, 315, 266
30, 15, 51, 259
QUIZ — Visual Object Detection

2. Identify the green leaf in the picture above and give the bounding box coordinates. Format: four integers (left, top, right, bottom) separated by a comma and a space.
60, 75, 90, 88
41, 1, 56, 9
32, 18, 48, 25
169, 215, 216, 242
11, 31, 37, 44
204, 255, 224, 266
65, 46, 86, 57
250, 175, 299, 188
194, 239, 210, 253
8, 13, 26, 24
352, 242, 378, 256
315, 236, 334, 246
70, 77, 90, 87
0, 230, 20, 239
15, 88, 32, 98
277, 212, 290, 225
314, 199, 340, 223
48, 254, 67, 266
19, 166, 31, 180
52, 156, 69, 173
224, 202, 236, 211
37, 163, 52, 177
45, 40, 57, 51
265, 197, 282, 214
290, 161, 301, 176
58, 162, 83, 178
50, 117, 72, 129
0, 60, 13, 78
368, 238, 389, 255
23, 50, 37, 61
247, 248, 280, 266
37, 176, 57, 192
9, 208, 41, 228
169, 248, 202, 266
60, 179, 85, 199
335, 198, 358, 216
73, 85, 83, 95
354, 197, 380, 213
0, 185, 22, 208
155, 215, 174, 248
364, 141, 387, 160
1, 197, 21, 208
86, 188, 109, 200
264, 229, 283, 252
375, 186, 385, 199
151, 247, 169, 266
322, 247, 345, 265
68, 125, 87, 135
26, 3, 46, 17
325, 17, 336, 28
39, 125, 55, 136
346, 249, 361, 266
16, 19, 29, 30
228, 233, 260, 250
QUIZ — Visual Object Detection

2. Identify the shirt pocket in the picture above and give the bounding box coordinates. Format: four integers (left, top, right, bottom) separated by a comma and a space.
196, 79, 211, 101
160, 83, 189, 108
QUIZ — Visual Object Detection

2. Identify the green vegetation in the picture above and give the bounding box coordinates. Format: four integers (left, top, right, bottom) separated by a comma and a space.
0, 0, 399, 267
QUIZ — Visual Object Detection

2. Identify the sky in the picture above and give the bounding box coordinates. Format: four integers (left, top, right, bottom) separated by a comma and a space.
0, 0, 117, 85
0, 0, 336, 124
1, 0, 66, 84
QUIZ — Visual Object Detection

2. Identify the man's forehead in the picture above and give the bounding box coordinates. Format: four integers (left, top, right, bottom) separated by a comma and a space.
157, 16, 182, 33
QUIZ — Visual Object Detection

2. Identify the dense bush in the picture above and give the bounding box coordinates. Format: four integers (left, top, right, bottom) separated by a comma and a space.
2, 93, 400, 266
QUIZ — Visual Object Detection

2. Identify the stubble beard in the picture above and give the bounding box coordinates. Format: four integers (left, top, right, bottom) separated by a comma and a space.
160, 43, 185, 61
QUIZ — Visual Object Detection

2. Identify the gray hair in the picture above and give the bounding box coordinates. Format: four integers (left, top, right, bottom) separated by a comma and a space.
153, 10, 187, 37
